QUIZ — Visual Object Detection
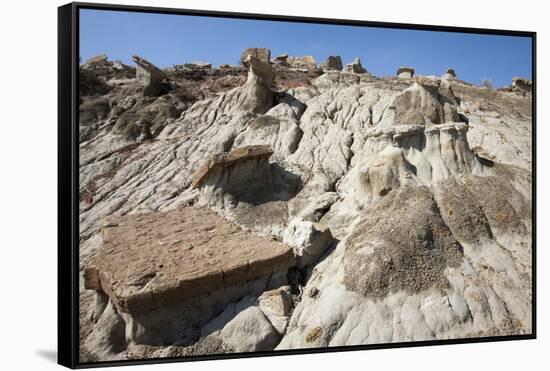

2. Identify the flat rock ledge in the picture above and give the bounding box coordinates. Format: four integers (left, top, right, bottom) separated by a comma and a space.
191, 145, 273, 188
84, 206, 295, 314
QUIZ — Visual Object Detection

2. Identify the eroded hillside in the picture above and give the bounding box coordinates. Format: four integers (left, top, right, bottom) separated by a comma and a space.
78, 50, 532, 361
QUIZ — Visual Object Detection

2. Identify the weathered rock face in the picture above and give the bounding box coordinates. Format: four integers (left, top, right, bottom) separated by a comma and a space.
391, 80, 462, 125
83, 206, 294, 346
241, 47, 271, 66
283, 220, 334, 268
85, 206, 294, 311
320, 55, 343, 71
288, 55, 317, 71
344, 57, 367, 74
132, 55, 166, 96
191, 144, 303, 239
512, 77, 532, 92
240, 55, 276, 113
79, 47, 532, 362
191, 145, 274, 189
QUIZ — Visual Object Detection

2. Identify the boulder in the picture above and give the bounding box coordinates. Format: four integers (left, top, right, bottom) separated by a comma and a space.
283, 219, 334, 268
319, 55, 343, 71
344, 57, 367, 74
83, 300, 127, 359
201, 297, 281, 352
258, 287, 293, 334
397, 66, 415, 78
241, 47, 271, 66
132, 55, 166, 96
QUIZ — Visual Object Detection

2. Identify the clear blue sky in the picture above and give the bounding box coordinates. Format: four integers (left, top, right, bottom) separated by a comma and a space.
80, 9, 532, 87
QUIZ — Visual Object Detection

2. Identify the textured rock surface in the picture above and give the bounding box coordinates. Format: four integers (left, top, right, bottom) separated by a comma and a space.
344, 57, 367, 74
241, 47, 271, 66
79, 50, 532, 362
320, 55, 343, 71
283, 220, 334, 268
84, 206, 295, 314
191, 145, 274, 188
132, 55, 166, 96
200, 296, 281, 352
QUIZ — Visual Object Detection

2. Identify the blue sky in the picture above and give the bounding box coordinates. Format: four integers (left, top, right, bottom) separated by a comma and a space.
80, 9, 532, 87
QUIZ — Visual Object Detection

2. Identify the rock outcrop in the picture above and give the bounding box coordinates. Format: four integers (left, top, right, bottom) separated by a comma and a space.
512, 77, 532, 92
191, 145, 274, 189
83, 206, 295, 348
82, 54, 109, 68
85, 206, 294, 310
344, 57, 367, 74
288, 55, 317, 71
397, 66, 415, 78
132, 55, 166, 96
320, 55, 343, 71
78, 46, 532, 362
273, 54, 289, 66
241, 47, 271, 66
240, 55, 276, 113
283, 220, 334, 268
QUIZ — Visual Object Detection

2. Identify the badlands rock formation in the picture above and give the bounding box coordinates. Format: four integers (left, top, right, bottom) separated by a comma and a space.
79, 50, 533, 362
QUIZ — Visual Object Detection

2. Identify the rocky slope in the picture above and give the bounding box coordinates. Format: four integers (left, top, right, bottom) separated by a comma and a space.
78, 50, 532, 362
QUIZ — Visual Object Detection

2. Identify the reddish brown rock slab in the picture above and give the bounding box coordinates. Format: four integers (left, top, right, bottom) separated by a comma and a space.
191, 145, 273, 189
84, 206, 294, 314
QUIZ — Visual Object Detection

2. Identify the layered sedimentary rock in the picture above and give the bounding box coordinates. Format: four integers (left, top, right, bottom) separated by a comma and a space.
78, 47, 532, 361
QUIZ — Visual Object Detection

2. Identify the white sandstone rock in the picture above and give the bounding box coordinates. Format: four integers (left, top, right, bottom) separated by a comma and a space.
283, 219, 334, 268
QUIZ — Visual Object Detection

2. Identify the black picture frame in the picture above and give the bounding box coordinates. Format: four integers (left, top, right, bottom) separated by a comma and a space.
58, 2, 537, 368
